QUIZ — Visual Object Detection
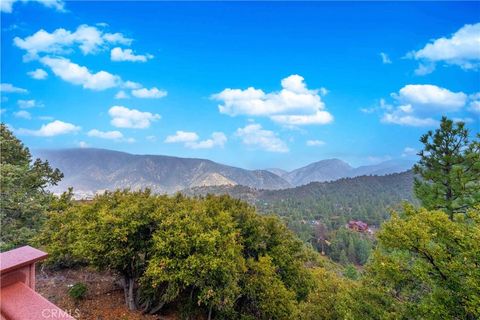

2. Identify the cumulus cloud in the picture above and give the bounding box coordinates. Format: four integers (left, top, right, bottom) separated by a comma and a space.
165, 131, 199, 143
122, 81, 142, 89
394, 84, 467, 112
414, 63, 436, 76
1, 0, 65, 13
27, 68, 48, 80
111, 47, 153, 62
14, 24, 132, 60
235, 124, 288, 153
380, 52, 392, 64
165, 131, 227, 149
131, 87, 167, 99
108, 106, 160, 129
382, 114, 438, 127
469, 100, 480, 114
16, 120, 80, 137
381, 84, 469, 127
115, 90, 130, 99
40, 56, 120, 91
212, 75, 333, 126
306, 139, 325, 146
271, 111, 333, 126
87, 129, 123, 140
17, 99, 39, 109
13, 110, 31, 119
409, 23, 480, 73
469, 93, 480, 114
1, 83, 28, 94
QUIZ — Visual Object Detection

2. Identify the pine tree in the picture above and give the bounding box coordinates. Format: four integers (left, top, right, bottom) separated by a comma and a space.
414, 117, 480, 218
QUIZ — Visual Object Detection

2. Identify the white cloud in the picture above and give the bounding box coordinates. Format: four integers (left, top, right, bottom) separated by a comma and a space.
17, 99, 38, 109
306, 139, 325, 146
189, 132, 227, 149
14, 24, 132, 60
165, 131, 199, 143
108, 106, 160, 129
1, 83, 28, 94
78, 141, 88, 148
27, 68, 48, 80
1, 0, 65, 13
111, 47, 153, 62
409, 23, 480, 72
40, 56, 120, 91
87, 129, 124, 140
14, 110, 31, 119
165, 131, 227, 149
235, 124, 288, 153
381, 114, 438, 127
395, 84, 467, 113
16, 120, 80, 137
271, 110, 333, 126
469, 93, 480, 114
381, 84, 468, 127
131, 87, 167, 99
122, 81, 142, 89
103, 32, 132, 45
212, 74, 333, 126
380, 52, 392, 64
469, 100, 480, 114
402, 147, 417, 157
414, 63, 436, 76
115, 90, 130, 99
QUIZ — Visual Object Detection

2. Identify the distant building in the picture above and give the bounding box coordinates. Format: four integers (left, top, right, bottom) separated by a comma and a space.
347, 220, 372, 234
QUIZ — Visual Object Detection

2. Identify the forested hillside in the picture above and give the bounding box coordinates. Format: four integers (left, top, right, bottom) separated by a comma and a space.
186, 171, 415, 236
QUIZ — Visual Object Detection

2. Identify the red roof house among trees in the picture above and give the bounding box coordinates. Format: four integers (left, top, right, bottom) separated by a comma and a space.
347, 220, 369, 233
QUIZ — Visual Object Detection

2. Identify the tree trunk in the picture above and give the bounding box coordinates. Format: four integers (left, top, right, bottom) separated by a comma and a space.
121, 275, 137, 311
208, 305, 213, 320
128, 277, 136, 311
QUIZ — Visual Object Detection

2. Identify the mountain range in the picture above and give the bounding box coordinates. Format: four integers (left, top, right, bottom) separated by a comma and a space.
271, 158, 414, 186
34, 148, 414, 196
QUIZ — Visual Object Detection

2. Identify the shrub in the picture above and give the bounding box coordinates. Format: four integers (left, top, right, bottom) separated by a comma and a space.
68, 282, 87, 300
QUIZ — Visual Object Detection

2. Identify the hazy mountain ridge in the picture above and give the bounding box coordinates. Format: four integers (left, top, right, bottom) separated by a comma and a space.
34, 148, 415, 195
34, 148, 291, 194
269, 159, 414, 186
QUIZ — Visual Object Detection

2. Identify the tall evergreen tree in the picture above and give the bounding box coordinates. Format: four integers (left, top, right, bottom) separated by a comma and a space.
414, 117, 480, 217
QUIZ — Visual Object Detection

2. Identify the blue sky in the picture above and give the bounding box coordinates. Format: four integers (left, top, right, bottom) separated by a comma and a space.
1, 1, 479, 170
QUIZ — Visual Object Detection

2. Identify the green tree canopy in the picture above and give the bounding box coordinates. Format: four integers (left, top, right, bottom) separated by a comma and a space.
1, 123, 63, 251
359, 205, 480, 319
40, 192, 335, 319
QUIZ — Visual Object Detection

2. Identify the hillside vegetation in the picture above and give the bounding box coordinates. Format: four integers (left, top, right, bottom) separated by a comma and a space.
1, 117, 479, 320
